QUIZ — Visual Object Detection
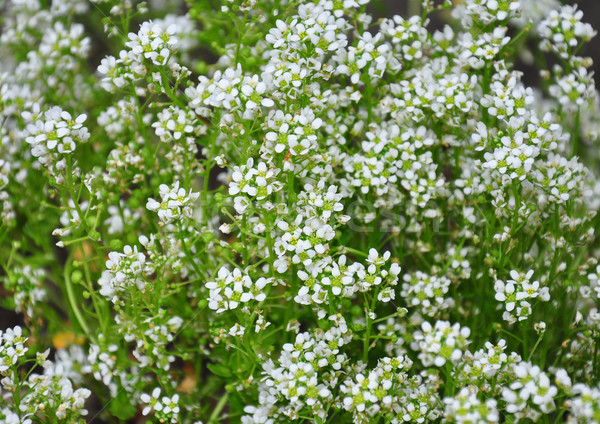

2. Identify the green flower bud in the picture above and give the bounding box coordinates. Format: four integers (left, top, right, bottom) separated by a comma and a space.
195, 61, 207, 75
129, 196, 141, 209
88, 230, 101, 241
351, 323, 365, 332
71, 270, 83, 284
109, 239, 123, 251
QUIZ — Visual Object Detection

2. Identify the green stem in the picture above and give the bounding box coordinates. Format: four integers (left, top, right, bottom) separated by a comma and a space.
572, 109, 580, 157
264, 211, 275, 277
498, 327, 524, 345
82, 260, 109, 334
593, 331, 599, 380
343, 246, 368, 258
363, 298, 371, 363
65, 255, 92, 340
444, 362, 455, 397
527, 333, 544, 362
159, 67, 185, 108
234, 11, 250, 64
209, 393, 229, 423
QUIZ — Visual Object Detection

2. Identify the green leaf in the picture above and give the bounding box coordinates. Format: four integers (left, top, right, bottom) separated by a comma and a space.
207, 362, 232, 378
109, 389, 138, 420
229, 351, 252, 375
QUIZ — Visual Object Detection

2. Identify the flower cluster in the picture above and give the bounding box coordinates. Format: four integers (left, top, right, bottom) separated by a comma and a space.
244, 315, 353, 422
495, 270, 550, 323
339, 355, 416, 423
0, 327, 28, 373
453, 339, 523, 393
444, 387, 499, 423
2, 266, 46, 319
21, 105, 89, 181
0, 328, 91, 423
99, 244, 150, 302
453, 0, 521, 26
141, 388, 181, 423
567, 383, 600, 423
273, 181, 348, 275
98, 20, 182, 94
186, 66, 275, 126
539, 5, 597, 59
22, 374, 91, 421
401, 271, 452, 317
412, 320, 471, 367
502, 362, 558, 420
228, 158, 283, 214
2, 0, 600, 422
292, 248, 400, 315
153, 105, 206, 143
206, 266, 272, 313
147, 181, 200, 225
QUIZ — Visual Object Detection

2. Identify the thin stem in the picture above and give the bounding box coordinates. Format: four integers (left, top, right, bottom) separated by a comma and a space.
208, 392, 229, 423
64, 255, 92, 340
527, 333, 544, 362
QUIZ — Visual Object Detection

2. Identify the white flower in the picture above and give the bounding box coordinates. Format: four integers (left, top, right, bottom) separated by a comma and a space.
141, 387, 162, 416
366, 248, 390, 266
412, 320, 471, 367
22, 105, 89, 169
206, 267, 272, 313
228, 159, 282, 214
146, 181, 199, 225
495, 270, 548, 322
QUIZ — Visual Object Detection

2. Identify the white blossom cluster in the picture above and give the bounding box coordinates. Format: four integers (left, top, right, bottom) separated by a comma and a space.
98, 20, 182, 94
0, 327, 28, 373
21, 373, 91, 421
539, 5, 597, 59
186, 66, 276, 126
228, 158, 283, 214
1, 266, 46, 319
2, 0, 600, 423
141, 387, 181, 424
453, 339, 522, 392
412, 320, 471, 367
293, 250, 401, 311
567, 383, 600, 423
444, 387, 499, 423
453, 0, 521, 26
243, 315, 353, 422
206, 266, 272, 313
401, 271, 452, 317
539, 5, 599, 134
99, 244, 151, 302
273, 181, 348, 275
87, 334, 141, 397
339, 355, 425, 424
502, 362, 558, 420
122, 311, 184, 370
0, 328, 91, 423
494, 270, 550, 323
147, 181, 200, 225
21, 105, 89, 181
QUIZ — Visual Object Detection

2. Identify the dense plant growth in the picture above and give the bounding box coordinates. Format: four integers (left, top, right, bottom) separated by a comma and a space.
1, 0, 600, 422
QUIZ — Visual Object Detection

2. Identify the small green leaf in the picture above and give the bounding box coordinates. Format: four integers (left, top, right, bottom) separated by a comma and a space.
207, 362, 232, 378
109, 389, 137, 420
